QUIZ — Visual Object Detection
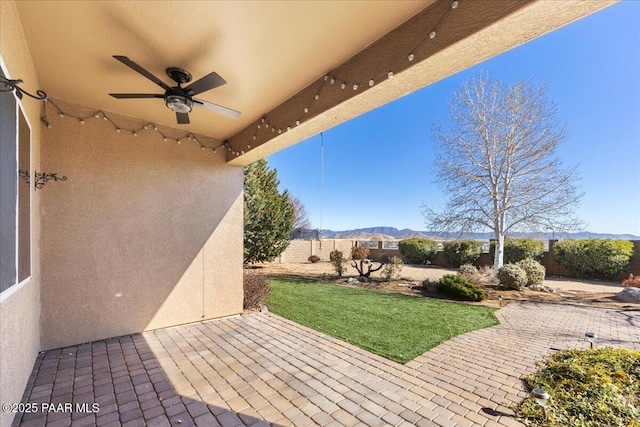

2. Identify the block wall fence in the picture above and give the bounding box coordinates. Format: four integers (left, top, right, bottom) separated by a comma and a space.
273, 239, 640, 278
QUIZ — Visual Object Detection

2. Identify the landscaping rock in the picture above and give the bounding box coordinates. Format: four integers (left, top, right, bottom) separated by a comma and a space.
346, 277, 359, 284
614, 287, 640, 303
528, 284, 559, 293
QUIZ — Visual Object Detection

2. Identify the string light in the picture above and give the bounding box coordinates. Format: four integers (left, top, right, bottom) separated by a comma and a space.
89, 0, 456, 156
41, 99, 228, 156
242, 1, 459, 149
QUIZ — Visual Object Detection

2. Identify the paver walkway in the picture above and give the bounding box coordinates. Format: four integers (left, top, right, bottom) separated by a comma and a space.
13, 302, 640, 427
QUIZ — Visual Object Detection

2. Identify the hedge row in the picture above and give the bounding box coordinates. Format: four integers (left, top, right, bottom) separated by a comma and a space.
400, 237, 634, 281
553, 239, 633, 280
490, 238, 544, 264
398, 238, 438, 265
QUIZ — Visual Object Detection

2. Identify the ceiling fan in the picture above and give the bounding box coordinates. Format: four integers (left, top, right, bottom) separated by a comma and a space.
109, 55, 240, 124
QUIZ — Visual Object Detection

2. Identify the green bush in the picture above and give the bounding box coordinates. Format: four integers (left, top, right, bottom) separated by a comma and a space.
517, 347, 640, 427
329, 250, 347, 277
436, 274, 488, 301
490, 238, 544, 264
398, 238, 439, 265
442, 240, 482, 268
351, 246, 370, 260
516, 258, 546, 286
497, 264, 528, 290
553, 239, 634, 280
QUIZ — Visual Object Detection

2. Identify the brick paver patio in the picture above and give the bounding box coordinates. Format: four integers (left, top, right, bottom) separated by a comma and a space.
12, 301, 640, 427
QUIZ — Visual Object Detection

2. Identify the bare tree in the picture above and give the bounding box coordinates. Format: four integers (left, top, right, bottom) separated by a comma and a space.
423, 74, 584, 270
288, 195, 312, 239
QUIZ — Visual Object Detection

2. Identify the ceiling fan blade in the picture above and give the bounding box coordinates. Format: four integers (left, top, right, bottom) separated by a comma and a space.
176, 112, 190, 124
113, 55, 172, 92
193, 98, 241, 119
109, 93, 164, 99
183, 71, 226, 96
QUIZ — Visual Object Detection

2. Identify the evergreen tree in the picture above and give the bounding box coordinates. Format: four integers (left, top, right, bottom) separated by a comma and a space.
244, 159, 294, 264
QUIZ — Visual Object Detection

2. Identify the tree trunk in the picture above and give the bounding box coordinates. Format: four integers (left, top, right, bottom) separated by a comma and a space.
494, 233, 505, 271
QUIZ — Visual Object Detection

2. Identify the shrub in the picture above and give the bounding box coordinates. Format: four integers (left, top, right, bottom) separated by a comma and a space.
398, 238, 439, 265
459, 264, 499, 288
497, 264, 528, 290
490, 238, 544, 264
458, 264, 478, 276
381, 256, 403, 282
442, 240, 482, 268
307, 254, 320, 263
329, 250, 347, 277
622, 273, 640, 288
516, 258, 546, 286
553, 239, 634, 280
351, 246, 370, 260
436, 274, 487, 301
472, 266, 500, 288
516, 347, 640, 427
243, 271, 271, 310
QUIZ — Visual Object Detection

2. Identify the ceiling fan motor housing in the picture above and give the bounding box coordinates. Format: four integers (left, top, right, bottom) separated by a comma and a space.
165, 94, 193, 113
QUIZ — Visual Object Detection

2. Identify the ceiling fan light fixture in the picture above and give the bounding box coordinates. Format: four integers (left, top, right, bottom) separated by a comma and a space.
165, 95, 193, 113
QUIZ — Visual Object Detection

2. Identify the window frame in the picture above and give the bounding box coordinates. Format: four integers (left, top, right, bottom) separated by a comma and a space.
0, 55, 33, 302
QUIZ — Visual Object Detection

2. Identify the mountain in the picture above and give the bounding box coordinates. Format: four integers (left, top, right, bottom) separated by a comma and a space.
294, 227, 640, 241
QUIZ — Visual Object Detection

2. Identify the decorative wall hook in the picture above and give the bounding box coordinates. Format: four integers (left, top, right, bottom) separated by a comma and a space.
0, 76, 48, 101
34, 172, 67, 190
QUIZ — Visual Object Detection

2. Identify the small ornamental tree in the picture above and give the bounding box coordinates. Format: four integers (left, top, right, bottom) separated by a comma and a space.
329, 250, 347, 277
351, 246, 384, 278
244, 159, 294, 264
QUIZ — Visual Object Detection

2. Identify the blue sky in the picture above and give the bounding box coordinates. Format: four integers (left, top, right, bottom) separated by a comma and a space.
267, 1, 640, 236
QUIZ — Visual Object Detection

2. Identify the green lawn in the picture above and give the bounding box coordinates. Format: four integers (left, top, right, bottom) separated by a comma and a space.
266, 276, 499, 364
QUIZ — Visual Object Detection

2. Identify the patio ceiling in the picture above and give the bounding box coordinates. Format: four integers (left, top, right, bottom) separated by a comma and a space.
15, 0, 615, 165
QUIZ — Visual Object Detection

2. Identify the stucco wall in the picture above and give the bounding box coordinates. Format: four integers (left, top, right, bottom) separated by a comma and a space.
39, 99, 244, 350
0, 2, 43, 427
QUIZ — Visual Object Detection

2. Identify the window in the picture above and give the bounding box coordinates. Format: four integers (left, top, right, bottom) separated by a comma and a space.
0, 65, 31, 296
